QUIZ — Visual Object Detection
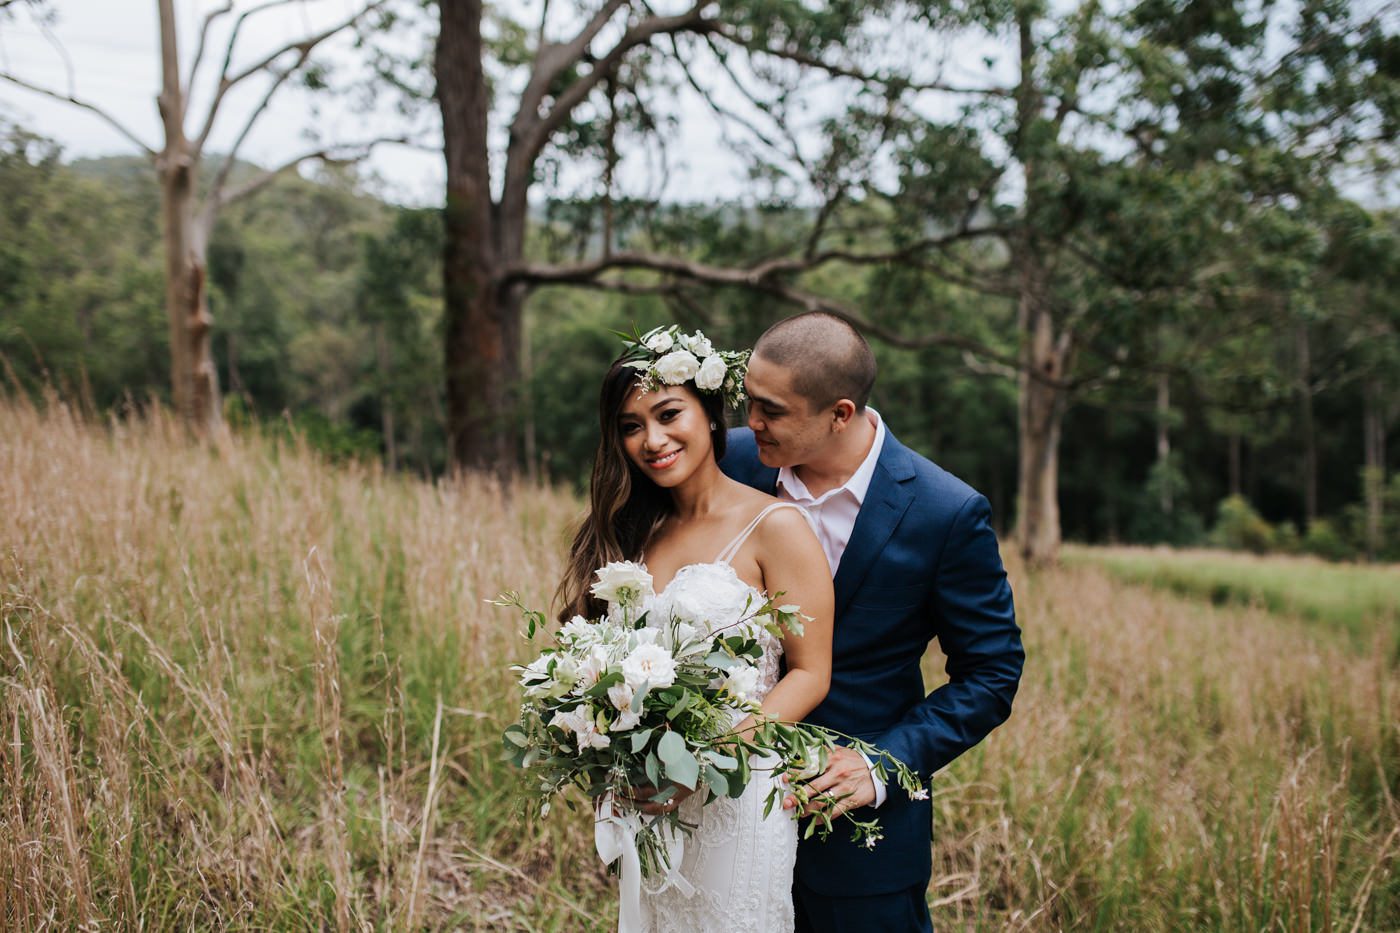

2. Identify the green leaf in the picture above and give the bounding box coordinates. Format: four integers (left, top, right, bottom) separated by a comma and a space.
630, 728, 654, 752
657, 731, 699, 790
702, 764, 729, 797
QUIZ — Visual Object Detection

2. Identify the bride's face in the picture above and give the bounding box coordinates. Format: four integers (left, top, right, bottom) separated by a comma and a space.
617, 382, 714, 488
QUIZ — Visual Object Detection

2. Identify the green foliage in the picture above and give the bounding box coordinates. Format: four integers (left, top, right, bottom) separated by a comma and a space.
1210, 495, 1278, 554
1127, 458, 1207, 548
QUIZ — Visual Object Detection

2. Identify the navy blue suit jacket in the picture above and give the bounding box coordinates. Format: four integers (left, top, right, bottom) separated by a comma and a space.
721, 426, 1023, 895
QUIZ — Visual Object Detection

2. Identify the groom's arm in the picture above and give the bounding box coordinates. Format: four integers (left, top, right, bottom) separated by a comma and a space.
873, 492, 1023, 783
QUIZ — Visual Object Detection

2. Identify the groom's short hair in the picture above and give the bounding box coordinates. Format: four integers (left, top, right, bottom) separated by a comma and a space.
754, 312, 877, 413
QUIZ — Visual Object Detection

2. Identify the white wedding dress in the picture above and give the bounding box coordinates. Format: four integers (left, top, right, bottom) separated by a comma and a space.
636, 503, 801, 933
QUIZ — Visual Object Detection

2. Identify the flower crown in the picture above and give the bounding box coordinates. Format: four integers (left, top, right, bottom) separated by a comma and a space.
616, 324, 750, 409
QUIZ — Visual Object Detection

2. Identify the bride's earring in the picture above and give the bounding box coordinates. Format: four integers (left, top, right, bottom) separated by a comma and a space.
710, 421, 718, 430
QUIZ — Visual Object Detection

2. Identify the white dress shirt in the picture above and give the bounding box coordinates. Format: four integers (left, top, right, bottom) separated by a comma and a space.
774, 410, 890, 806
774, 411, 886, 576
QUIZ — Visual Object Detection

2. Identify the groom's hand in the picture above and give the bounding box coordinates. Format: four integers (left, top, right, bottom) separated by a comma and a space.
785, 745, 875, 817
620, 782, 694, 816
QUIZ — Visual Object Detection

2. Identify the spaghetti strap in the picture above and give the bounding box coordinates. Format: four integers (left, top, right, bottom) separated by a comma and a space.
714, 502, 806, 565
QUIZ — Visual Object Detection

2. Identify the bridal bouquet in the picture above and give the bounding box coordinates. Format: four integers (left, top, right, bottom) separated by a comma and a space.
496, 561, 924, 878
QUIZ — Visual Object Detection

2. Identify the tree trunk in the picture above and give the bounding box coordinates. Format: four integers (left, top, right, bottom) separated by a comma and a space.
1228, 431, 1242, 498
1156, 370, 1172, 514
437, 0, 514, 475
1014, 251, 1066, 566
1296, 321, 1317, 526
157, 0, 220, 435
376, 322, 397, 470
1363, 378, 1384, 562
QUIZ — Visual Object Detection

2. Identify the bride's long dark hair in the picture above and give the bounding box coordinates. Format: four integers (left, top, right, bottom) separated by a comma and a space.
556, 357, 729, 622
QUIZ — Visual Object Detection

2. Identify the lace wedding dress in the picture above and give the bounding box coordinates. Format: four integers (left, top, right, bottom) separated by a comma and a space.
636, 503, 801, 933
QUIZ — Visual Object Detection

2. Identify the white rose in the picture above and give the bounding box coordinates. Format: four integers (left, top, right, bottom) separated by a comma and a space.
590, 561, 654, 609
694, 354, 727, 391
643, 329, 674, 353
723, 664, 761, 701
687, 333, 714, 357
652, 350, 700, 385
621, 643, 677, 690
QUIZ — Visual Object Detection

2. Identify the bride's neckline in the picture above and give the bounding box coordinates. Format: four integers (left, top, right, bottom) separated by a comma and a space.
648, 560, 748, 598
642, 502, 798, 596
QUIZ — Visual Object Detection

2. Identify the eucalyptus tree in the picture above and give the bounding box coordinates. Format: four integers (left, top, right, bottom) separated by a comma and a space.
1, 0, 408, 436
433, 0, 1396, 564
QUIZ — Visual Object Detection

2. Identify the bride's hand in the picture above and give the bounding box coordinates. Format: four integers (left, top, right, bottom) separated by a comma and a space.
620, 781, 695, 816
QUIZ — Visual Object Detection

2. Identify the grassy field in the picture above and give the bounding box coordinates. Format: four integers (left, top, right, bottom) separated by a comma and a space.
1064, 544, 1400, 649
2, 395, 1397, 931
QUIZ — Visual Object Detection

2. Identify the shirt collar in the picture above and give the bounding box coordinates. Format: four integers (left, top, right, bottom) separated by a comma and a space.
777, 409, 885, 505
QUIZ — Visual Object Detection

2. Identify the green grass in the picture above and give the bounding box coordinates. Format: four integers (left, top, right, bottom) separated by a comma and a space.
1064, 544, 1400, 646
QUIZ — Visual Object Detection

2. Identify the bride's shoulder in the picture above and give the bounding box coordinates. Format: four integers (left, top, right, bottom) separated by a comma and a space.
749, 499, 817, 541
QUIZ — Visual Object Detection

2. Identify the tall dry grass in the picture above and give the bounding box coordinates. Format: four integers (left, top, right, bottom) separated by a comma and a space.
1, 393, 1396, 930
1, 394, 596, 929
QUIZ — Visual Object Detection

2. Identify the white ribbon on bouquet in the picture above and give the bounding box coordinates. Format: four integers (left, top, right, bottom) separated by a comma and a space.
594, 795, 694, 932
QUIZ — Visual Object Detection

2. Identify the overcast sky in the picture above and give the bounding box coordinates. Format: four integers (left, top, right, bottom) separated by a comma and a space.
0, 0, 793, 207
0, 1, 455, 205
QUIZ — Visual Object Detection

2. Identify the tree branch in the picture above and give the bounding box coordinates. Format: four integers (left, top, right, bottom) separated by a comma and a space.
516, 3, 718, 172
709, 23, 1014, 98
205, 134, 410, 217
183, 2, 235, 121
506, 225, 1010, 288
515, 0, 628, 133
195, 0, 390, 153
0, 72, 155, 156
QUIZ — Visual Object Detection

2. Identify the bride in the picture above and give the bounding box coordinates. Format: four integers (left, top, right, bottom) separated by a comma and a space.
556, 328, 834, 933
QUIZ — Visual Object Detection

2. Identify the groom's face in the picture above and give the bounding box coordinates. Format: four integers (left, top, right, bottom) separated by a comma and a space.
743, 356, 835, 470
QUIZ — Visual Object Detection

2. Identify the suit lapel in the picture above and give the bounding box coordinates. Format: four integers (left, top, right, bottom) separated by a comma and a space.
832, 434, 915, 618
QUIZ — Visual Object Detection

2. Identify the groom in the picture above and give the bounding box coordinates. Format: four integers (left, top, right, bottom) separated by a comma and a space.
721, 312, 1024, 932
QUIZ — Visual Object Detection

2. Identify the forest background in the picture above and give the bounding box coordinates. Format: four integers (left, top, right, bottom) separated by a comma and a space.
2, 0, 1399, 565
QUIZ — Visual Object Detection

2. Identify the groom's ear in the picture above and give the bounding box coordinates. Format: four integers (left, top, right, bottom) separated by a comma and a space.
830, 399, 857, 431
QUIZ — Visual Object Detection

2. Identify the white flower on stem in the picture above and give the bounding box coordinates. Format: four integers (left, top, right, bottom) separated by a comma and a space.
668, 621, 706, 657
694, 354, 727, 391
590, 561, 654, 609
643, 329, 675, 353
550, 707, 611, 752
909, 787, 930, 801
607, 681, 635, 712
575, 645, 611, 691
521, 654, 575, 698
607, 683, 642, 730
560, 615, 600, 644
621, 643, 677, 690
653, 350, 700, 385
687, 333, 714, 357
722, 664, 761, 702
788, 742, 826, 781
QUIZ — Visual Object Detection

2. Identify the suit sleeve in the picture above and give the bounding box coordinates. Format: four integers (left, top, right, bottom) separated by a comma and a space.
872, 492, 1024, 782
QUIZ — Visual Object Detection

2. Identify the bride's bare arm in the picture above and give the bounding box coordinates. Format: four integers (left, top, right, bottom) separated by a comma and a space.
749, 507, 833, 726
